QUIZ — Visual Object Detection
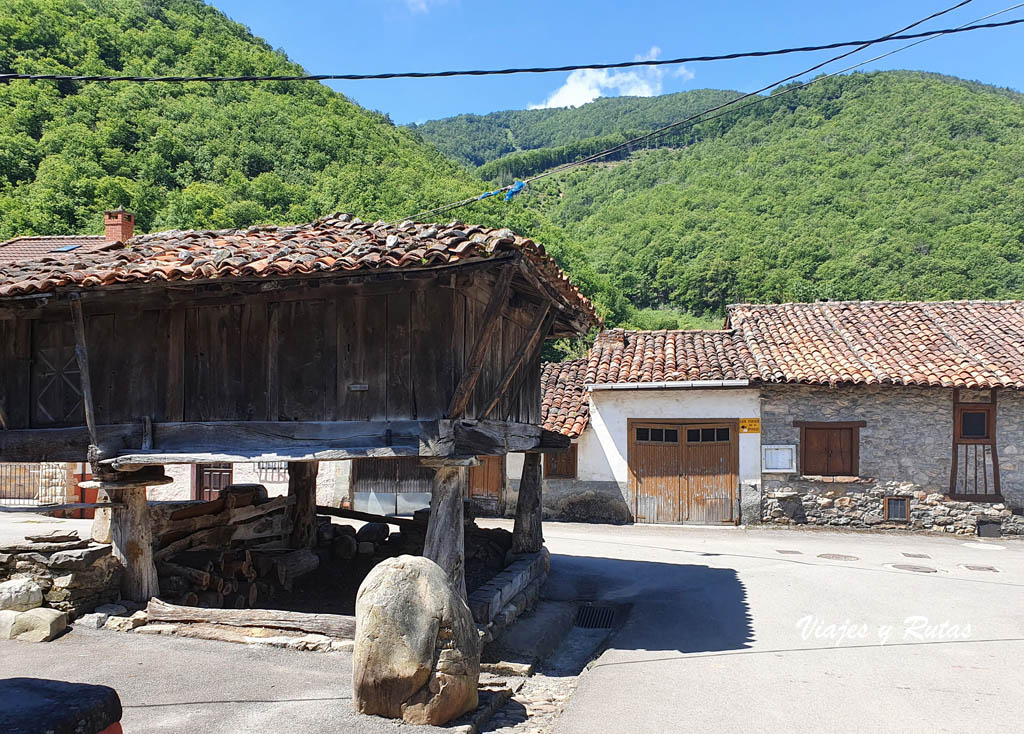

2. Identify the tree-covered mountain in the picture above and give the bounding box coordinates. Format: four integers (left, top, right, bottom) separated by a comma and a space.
409, 89, 740, 167
432, 71, 1024, 316
0, 0, 492, 239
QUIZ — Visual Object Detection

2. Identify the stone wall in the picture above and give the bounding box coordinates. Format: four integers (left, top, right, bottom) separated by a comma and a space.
760, 384, 1024, 535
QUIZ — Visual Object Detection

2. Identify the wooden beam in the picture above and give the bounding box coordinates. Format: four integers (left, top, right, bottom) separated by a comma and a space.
512, 453, 543, 554
314, 505, 417, 529
447, 265, 515, 419
288, 461, 318, 549
423, 463, 468, 600
0, 502, 125, 513
480, 305, 554, 420
0, 424, 141, 463
69, 295, 99, 451
146, 598, 355, 638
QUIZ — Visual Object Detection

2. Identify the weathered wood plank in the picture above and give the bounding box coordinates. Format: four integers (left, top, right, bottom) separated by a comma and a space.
279, 300, 332, 420
338, 295, 387, 421
314, 504, 417, 529
423, 464, 468, 600
448, 266, 514, 419
239, 300, 269, 421
481, 306, 553, 420
512, 453, 543, 553
162, 307, 185, 422
0, 424, 142, 463
0, 502, 125, 513
146, 598, 356, 638
386, 291, 414, 419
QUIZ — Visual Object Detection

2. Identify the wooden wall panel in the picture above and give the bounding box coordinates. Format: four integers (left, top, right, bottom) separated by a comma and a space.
183, 304, 244, 422
386, 292, 413, 419
239, 301, 269, 421
337, 295, 387, 421
0, 319, 32, 429
276, 299, 336, 420
102, 309, 168, 424
411, 286, 453, 420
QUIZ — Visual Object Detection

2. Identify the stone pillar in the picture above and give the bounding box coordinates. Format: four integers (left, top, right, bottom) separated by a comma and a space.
288, 461, 319, 548
512, 452, 543, 553
423, 463, 468, 601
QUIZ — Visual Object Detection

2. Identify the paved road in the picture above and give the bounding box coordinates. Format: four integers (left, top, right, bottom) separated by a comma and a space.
533, 523, 1024, 734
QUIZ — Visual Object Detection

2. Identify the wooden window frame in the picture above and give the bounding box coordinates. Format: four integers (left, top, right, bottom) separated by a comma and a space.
545, 444, 578, 479
793, 421, 865, 478
883, 496, 910, 522
950, 389, 1001, 501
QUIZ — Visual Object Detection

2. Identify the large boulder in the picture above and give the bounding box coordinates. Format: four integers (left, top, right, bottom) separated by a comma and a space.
0, 578, 44, 612
549, 490, 633, 525
356, 522, 389, 544
353, 555, 480, 725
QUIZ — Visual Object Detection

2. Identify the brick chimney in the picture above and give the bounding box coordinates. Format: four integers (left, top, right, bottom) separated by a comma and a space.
104, 208, 134, 243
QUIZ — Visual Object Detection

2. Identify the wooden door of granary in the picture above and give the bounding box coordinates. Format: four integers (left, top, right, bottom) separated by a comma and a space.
629, 420, 738, 525
193, 463, 233, 501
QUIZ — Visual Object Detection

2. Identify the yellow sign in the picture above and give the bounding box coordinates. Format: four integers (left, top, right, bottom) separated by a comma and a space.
739, 418, 761, 434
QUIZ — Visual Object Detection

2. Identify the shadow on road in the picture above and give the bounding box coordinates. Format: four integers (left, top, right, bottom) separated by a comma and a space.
544, 553, 753, 655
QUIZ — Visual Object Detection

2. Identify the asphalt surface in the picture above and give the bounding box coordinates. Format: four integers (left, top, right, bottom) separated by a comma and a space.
530, 523, 1024, 734
2, 513, 1022, 733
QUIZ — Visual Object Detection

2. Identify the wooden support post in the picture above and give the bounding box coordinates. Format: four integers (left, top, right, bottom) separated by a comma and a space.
288, 461, 319, 548
512, 453, 543, 554
110, 486, 159, 602
423, 462, 469, 601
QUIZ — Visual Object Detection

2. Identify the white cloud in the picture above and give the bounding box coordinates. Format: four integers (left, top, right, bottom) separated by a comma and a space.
405, 0, 447, 12
529, 46, 691, 110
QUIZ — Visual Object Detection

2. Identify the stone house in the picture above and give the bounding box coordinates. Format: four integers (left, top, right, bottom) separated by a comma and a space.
509, 301, 1024, 536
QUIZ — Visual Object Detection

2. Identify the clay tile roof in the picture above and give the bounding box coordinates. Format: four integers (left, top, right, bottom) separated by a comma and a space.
585, 329, 756, 384
727, 301, 1024, 390
541, 359, 590, 438
0, 214, 598, 327
0, 235, 116, 263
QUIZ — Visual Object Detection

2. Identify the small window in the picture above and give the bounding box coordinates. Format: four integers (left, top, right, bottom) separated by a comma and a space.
716, 427, 730, 442
664, 429, 678, 443
795, 422, 863, 477
884, 496, 909, 521
960, 411, 988, 439
545, 445, 578, 479
650, 428, 664, 442
636, 427, 678, 444
257, 461, 288, 483
636, 428, 650, 442
687, 427, 732, 444
687, 428, 700, 442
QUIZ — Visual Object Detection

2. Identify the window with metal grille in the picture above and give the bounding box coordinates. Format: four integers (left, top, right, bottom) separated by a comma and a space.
257, 461, 288, 483
545, 444, 578, 479
884, 496, 909, 521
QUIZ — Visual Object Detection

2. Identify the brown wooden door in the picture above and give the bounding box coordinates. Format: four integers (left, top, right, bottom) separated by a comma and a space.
194, 463, 233, 501
30, 321, 84, 427
631, 424, 682, 524
468, 455, 504, 501
683, 423, 737, 524
630, 421, 738, 525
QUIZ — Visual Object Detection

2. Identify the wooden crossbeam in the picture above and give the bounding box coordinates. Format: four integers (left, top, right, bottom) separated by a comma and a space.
481, 305, 554, 420
447, 265, 515, 419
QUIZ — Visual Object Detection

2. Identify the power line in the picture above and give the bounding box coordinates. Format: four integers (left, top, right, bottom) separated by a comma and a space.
1, 15, 1022, 84
401, 1, 1023, 223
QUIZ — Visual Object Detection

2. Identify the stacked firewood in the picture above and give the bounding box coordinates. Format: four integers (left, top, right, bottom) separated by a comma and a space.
148, 486, 319, 609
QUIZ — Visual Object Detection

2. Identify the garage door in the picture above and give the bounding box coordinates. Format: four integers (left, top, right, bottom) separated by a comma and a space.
629, 421, 738, 525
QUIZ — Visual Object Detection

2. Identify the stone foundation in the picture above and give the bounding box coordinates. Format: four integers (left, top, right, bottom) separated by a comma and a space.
763, 480, 1024, 536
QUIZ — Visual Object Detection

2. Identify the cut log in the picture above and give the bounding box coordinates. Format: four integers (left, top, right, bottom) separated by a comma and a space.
109, 485, 159, 602
153, 495, 292, 541
221, 579, 236, 596
250, 549, 288, 578
172, 591, 199, 607
207, 575, 225, 594
236, 581, 259, 607
512, 452, 544, 554
171, 550, 222, 573
423, 464, 468, 600
158, 575, 190, 598
195, 591, 224, 608
147, 598, 355, 638
156, 561, 211, 591
288, 462, 319, 548
225, 593, 246, 609
274, 549, 319, 591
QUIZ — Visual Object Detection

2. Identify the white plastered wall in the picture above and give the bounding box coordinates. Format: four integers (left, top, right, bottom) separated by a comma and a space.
148, 461, 348, 506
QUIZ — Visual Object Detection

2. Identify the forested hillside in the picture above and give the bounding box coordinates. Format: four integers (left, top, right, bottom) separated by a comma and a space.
409, 89, 740, 167
506, 72, 1024, 315
0, 0, 487, 238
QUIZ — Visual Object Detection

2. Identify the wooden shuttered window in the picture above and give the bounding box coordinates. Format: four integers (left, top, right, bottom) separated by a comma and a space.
795, 421, 864, 477
545, 444, 578, 479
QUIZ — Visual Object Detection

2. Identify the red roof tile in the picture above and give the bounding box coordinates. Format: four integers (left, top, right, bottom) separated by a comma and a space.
586, 329, 756, 384
0, 235, 117, 263
728, 301, 1024, 390
0, 214, 597, 327
541, 359, 590, 438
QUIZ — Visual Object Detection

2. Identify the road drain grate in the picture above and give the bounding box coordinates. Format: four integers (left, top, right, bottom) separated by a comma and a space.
575, 605, 616, 629
964, 564, 999, 573
818, 553, 859, 561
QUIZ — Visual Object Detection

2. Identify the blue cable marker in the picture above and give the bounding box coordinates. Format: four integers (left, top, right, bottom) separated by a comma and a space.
504, 180, 525, 201
477, 189, 501, 200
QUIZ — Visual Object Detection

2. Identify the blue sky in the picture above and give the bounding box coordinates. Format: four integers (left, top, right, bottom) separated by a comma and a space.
211, 0, 1024, 124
